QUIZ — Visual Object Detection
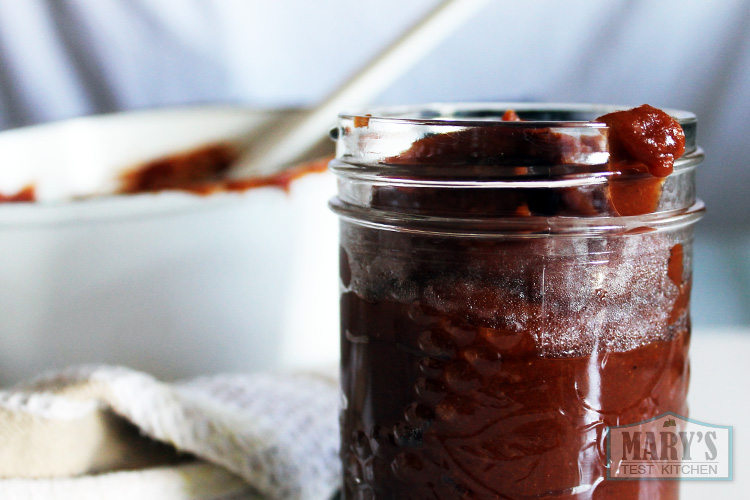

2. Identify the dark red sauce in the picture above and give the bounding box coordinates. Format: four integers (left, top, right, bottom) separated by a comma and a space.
220, 156, 330, 193
341, 294, 688, 500
1, 146, 328, 204
119, 144, 330, 196
597, 104, 686, 178
0, 185, 36, 203
339, 105, 691, 500
119, 144, 238, 194
378, 104, 684, 218
599, 105, 685, 216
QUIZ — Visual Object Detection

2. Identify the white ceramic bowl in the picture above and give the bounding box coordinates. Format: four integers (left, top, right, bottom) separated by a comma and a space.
0, 107, 339, 384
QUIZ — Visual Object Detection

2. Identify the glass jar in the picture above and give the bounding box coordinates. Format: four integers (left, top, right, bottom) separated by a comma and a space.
329, 103, 704, 500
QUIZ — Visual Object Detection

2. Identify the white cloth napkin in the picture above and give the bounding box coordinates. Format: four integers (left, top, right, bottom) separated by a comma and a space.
0, 366, 340, 500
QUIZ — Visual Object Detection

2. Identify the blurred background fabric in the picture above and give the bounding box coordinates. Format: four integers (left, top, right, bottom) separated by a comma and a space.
0, 0, 747, 326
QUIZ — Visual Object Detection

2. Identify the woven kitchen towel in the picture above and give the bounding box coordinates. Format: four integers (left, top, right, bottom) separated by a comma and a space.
0, 365, 340, 500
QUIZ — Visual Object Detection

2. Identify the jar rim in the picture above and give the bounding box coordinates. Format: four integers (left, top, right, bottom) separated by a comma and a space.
338, 102, 697, 128
333, 103, 699, 176
331, 102, 703, 229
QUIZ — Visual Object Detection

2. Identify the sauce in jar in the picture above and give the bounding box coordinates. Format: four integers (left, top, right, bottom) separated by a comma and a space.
331, 103, 704, 500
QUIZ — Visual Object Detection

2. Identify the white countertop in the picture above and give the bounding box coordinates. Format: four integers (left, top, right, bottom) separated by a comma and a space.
681, 327, 749, 499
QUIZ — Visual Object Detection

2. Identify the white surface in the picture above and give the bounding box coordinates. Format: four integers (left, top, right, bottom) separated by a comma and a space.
682, 327, 749, 499
0, 108, 340, 384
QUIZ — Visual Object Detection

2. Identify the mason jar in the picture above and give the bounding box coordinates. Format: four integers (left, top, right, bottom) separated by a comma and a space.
329, 103, 704, 500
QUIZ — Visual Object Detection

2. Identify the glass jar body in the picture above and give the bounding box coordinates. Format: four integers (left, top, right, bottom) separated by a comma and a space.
331, 103, 703, 500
